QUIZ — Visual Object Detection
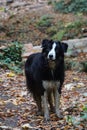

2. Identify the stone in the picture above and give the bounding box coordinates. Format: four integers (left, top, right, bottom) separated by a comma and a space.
22, 38, 87, 61
11, 1, 27, 8
63, 38, 87, 52
6, 0, 14, 5
0, 126, 12, 130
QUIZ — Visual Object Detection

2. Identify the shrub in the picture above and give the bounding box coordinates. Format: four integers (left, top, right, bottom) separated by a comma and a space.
53, 0, 87, 14
52, 30, 66, 41
50, 19, 87, 40
36, 15, 53, 28
46, 26, 57, 36
0, 41, 23, 74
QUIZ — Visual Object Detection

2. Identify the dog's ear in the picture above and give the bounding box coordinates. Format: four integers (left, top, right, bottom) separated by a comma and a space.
61, 42, 68, 52
41, 39, 49, 48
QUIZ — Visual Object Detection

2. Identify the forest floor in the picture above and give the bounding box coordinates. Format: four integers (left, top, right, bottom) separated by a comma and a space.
0, 69, 87, 129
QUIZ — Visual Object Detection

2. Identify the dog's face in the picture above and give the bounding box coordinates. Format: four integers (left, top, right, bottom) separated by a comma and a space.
42, 39, 68, 61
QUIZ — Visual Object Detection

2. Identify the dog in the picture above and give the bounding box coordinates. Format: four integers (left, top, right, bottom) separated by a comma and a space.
25, 39, 68, 121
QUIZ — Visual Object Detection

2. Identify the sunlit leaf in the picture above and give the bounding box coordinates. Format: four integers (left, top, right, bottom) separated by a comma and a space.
6, 72, 16, 77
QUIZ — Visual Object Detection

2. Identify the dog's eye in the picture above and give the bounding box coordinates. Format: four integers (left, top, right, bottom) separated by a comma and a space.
46, 48, 50, 52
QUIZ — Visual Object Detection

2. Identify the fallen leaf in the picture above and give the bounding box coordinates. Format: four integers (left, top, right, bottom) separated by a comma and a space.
0, 99, 6, 105
77, 83, 85, 87
0, 126, 12, 130
0, 78, 3, 82
22, 123, 35, 130
56, 128, 61, 130
6, 72, 16, 77
83, 93, 87, 97
65, 83, 76, 90
73, 77, 79, 81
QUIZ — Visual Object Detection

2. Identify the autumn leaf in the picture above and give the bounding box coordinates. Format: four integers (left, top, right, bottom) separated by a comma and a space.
6, 72, 16, 77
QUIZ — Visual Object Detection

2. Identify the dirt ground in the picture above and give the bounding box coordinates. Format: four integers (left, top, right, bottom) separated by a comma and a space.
0, 69, 87, 129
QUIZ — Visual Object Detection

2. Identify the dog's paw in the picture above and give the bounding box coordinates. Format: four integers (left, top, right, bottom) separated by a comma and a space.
50, 106, 55, 113
44, 114, 50, 121
36, 110, 43, 116
56, 112, 63, 119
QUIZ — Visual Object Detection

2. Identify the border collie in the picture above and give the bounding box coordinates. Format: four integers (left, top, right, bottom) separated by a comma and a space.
25, 39, 68, 121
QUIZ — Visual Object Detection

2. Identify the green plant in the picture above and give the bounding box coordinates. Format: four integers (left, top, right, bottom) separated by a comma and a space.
0, 41, 23, 74
80, 105, 87, 121
46, 26, 57, 36
52, 30, 66, 41
53, 0, 87, 14
66, 105, 87, 126
3, 42, 22, 62
65, 58, 87, 72
46, 19, 87, 41
36, 15, 53, 28
81, 61, 87, 72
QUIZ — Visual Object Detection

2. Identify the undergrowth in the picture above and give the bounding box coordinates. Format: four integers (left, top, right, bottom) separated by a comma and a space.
47, 19, 87, 40
0, 41, 23, 74
36, 15, 53, 28
66, 104, 87, 126
53, 0, 87, 14
65, 59, 87, 72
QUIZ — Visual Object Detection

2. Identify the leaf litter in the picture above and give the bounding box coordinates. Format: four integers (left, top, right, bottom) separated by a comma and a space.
0, 68, 87, 129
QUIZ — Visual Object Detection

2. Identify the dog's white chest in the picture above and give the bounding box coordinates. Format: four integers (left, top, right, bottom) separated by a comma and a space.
43, 81, 60, 90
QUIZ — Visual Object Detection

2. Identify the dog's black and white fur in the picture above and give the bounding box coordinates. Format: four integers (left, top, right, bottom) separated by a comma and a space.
25, 39, 68, 121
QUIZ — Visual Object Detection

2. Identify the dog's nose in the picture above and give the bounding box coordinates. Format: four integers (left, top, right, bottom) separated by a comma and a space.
49, 54, 53, 59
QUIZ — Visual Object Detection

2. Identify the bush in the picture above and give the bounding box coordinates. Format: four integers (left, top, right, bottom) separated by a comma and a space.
53, 0, 87, 14
65, 58, 87, 72
46, 26, 57, 36
0, 41, 23, 74
36, 15, 53, 28
81, 61, 87, 72
52, 30, 66, 41
48, 19, 87, 40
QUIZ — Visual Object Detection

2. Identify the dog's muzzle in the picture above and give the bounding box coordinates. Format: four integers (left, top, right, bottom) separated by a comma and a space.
48, 54, 56, 61
49, 54, 54, 60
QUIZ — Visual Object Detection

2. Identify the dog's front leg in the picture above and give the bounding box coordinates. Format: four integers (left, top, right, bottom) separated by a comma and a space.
54, 88, 62, 118
42, 91, 50, 121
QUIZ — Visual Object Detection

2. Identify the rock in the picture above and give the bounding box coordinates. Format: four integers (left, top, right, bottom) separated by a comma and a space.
22, 52, 33, 59
33, 45, 42, 52
22, 44, 42, 60
65, 49, 79, 57
63, 38, 87, 53
11, 1, 27, 8
22, 43, 33, 60
6, 0, 14, 4
0, 125, 12, 130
